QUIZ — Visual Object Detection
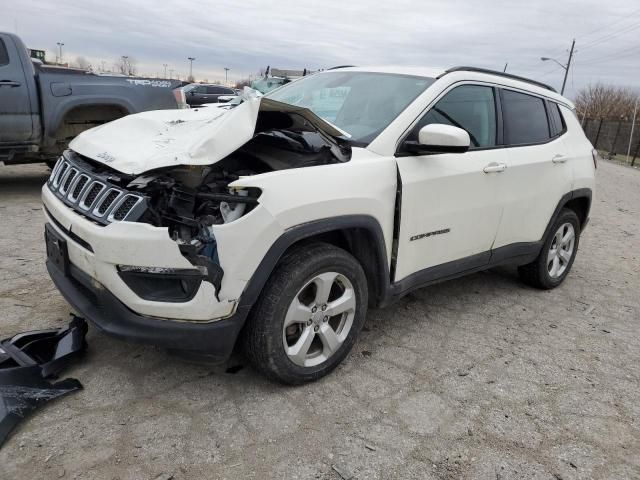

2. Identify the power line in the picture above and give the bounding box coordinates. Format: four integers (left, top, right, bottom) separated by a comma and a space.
579, 46, 639, 66
573, 7, 640, 42
578, 21, 640, 49
536, 8, 640, 68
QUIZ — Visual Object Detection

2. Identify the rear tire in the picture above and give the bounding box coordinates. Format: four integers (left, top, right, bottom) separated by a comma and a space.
243, 242, 368, 385
518, 208, 580, 289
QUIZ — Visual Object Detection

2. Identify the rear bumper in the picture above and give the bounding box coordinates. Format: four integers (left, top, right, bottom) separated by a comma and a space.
47, 260, 249, 362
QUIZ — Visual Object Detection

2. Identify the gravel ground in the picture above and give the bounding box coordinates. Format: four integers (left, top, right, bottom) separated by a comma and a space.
0, 160, 638, 480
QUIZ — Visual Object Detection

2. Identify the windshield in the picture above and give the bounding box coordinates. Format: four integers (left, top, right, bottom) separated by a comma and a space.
267, 71, 434, 145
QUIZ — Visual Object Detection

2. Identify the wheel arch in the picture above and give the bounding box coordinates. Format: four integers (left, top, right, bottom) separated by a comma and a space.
43, 98, 135, 152
238, 215, 391, 311
543, 188, 592, 240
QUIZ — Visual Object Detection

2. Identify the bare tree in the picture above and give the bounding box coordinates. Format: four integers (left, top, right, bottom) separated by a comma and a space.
575, 83, 639, 120
116, 56, 138, 76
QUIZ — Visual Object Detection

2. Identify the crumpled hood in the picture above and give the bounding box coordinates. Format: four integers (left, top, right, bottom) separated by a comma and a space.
69, 94, 347, 175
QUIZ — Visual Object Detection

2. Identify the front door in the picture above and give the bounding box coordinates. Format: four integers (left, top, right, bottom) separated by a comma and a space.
394, 84, 506, 282
0, 35, 33, 142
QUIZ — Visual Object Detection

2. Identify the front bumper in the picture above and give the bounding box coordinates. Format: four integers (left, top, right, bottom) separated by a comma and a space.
47, 259, 249, 360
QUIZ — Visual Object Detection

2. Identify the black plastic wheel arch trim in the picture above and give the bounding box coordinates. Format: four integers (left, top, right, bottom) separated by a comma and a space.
237, 215, 391, 309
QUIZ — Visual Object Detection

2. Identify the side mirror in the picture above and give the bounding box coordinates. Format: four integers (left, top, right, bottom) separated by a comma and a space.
404, 124, 470, 154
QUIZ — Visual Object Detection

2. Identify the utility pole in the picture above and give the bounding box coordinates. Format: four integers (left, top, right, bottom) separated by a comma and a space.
163, 63, 168, 78
56, 42, 64, 65
169, 69, 174, 79
187, 57, 195, 81
561, 39, 576, 95
540, 38, 575, 95
224, 67, 230, 85
627, 96, 639, 162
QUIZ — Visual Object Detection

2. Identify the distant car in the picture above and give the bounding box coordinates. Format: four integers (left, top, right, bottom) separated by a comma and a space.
183, 84, 237, 106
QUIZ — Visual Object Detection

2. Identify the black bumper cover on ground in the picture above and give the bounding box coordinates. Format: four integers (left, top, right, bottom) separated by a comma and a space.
0, 316, 87, 447
46, 261, 249, 362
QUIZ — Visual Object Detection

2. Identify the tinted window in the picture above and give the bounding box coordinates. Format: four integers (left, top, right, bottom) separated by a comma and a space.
206, 86, 224, 94
0, 40, 9, 66
410, 85, 496, 148
548, 102, 565, 137
502, 90, 550, 144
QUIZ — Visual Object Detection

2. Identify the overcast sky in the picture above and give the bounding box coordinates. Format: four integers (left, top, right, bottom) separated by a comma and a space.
2, 0, 638, 98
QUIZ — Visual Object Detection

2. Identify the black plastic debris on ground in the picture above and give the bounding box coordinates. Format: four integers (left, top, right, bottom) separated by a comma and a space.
0, 315, 87, 447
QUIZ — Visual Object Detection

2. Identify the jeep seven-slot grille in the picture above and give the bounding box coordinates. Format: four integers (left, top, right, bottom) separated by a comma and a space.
97, 190, 119, 215
47, 154, 146, 226
112, 195, 139, 221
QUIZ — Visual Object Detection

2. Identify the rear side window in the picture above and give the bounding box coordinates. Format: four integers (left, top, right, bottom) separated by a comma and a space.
410, 84, 497, 148
548, 102, 565, 137
0, 40, 9, 66
502, 90, 550, 145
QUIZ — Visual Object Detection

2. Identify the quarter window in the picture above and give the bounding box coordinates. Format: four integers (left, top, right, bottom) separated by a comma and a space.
409, 85, 497, 148
0, 40, 9, 66
548, 102, 565, 137
502, 90, 550, 145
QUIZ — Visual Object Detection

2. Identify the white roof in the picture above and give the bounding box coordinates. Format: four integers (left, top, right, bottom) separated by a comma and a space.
318, 65, 573, 107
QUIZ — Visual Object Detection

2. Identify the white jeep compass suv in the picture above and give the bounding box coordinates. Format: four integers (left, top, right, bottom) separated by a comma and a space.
42, 66, 596, 384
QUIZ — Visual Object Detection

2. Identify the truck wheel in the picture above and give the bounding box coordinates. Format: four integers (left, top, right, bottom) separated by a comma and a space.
518, 208, 580, 289
243, 242, 368, 384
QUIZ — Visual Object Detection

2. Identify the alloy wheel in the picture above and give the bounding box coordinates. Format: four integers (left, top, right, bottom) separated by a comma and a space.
547, 222, 575, 278
282, 272, 356, 367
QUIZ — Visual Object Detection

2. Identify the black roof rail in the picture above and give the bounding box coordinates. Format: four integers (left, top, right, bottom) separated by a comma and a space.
327, 65, 356, 70
438, 66, 557, 93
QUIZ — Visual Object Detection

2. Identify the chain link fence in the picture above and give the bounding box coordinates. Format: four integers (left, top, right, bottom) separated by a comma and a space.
582, 118, 639, 166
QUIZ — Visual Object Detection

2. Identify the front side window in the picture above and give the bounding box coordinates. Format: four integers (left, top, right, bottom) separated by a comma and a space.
0, 40, 9, 66
408, 84, 497, 148
502, 89, 550, 145
267, 71, 434, 144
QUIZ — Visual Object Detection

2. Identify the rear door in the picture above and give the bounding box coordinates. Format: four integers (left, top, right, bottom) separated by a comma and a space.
0, 35, 34, 142
394, 84, 508, 281
492, 89, 573, 248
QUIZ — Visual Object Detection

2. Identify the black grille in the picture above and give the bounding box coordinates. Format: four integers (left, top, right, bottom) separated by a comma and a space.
47, 153, 145, 225
112, 195, 139, 220
83, 183, 104, 208
56, 163, 69, 185
72, 176, 89, 199
63, 170, 77, 192
97, 190, 119, 215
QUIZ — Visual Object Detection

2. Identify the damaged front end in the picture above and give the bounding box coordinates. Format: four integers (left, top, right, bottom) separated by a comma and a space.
48, 95, 351, 304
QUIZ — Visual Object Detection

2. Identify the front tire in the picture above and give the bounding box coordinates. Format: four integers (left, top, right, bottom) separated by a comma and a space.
243, 242, 368, 384
518, 208, 581, 289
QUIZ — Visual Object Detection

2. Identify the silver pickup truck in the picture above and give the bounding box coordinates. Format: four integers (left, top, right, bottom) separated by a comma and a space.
0, 32, 185, 166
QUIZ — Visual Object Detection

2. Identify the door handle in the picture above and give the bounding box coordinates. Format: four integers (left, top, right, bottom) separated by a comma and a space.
0, 80, 21, 87
483, 162, 507, 173
552, 154, 567, 163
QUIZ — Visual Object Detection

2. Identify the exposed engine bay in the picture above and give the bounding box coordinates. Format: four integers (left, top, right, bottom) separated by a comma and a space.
127, 109, 351, 241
